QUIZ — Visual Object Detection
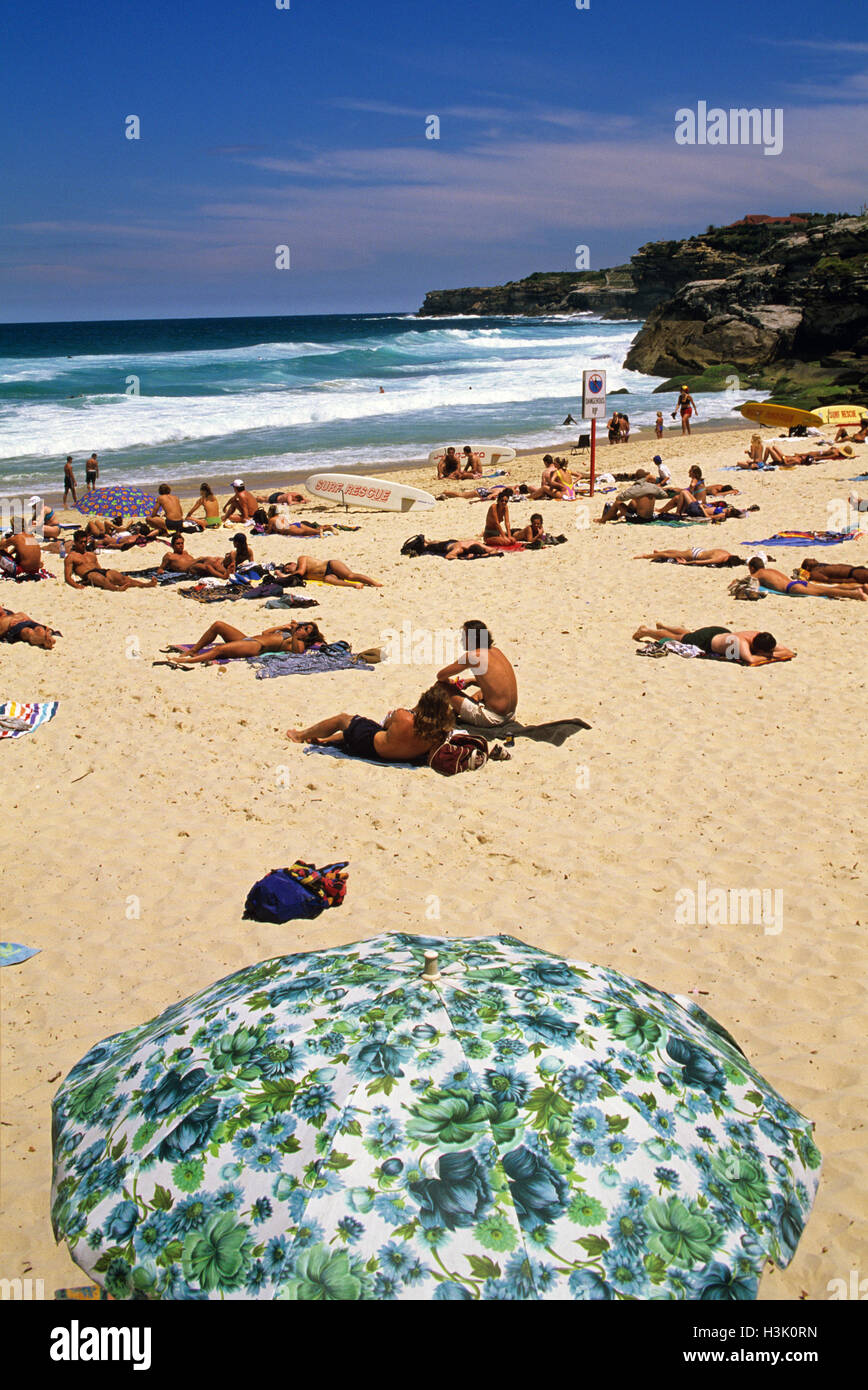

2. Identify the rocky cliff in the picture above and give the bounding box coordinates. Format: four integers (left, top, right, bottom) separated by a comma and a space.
419, 214, 868, 404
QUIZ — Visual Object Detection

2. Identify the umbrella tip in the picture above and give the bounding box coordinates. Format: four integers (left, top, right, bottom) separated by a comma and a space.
422, 950, 440, 982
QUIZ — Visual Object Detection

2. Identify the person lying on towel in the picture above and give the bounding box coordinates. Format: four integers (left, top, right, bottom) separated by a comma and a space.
631, 622, 795, 665
286, 684, 454, 764
161, 619, 325, 665
747, 556, 867, 601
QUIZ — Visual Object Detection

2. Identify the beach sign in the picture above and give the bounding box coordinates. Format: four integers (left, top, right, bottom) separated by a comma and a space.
582, 369, 607, 420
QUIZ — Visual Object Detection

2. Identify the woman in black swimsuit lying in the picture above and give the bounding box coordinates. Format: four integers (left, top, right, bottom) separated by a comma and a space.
159, 619, 325, 666
0, 606, 59, 650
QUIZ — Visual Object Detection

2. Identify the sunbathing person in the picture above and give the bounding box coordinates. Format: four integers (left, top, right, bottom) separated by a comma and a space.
259, 487, 307, 506
834, 419, 868, 444
28, 498, 61, 541
483, 490, 521, 545
798, 556, 868, 585
224, 533, 255, 574
147, 483, 186, 533
436, 448, 462, 480
597, 479, 669, 523
444, 538, 502, 560
159, 534, 232, 578
762, 444, 854, 466
513, 513, 546, 544
186, 483, 222, 528
437, 619, 518, 726
460, 446, 483, 477
634, 547, 747, 567
63, 533, 157, 590
747, 555, 867, 600
0, 604, 59, 649
631, 622, 795, 665
222, 479, 259, 522
276, 555, 381, 587
1, 531, 43, 576
162, 618, 325, 666
261, 506, 336, 537
286, 684, 454, 763
437, 483, 530, 502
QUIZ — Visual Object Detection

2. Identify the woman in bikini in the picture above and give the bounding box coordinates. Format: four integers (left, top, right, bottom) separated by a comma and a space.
483, 490, 520, 547
161, 619, 326, 666
276, 555, 381, 587
633, 547, 746, 567
0, 606, 59, 649
264, 507, 336, 538
186, 483, 222, 528
224, 533, 255, 574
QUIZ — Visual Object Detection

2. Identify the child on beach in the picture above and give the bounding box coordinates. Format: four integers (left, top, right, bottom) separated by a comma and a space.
655, 412, 664, 439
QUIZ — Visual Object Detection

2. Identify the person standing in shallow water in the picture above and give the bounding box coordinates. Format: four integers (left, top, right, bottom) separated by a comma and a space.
63, 456, 77, 505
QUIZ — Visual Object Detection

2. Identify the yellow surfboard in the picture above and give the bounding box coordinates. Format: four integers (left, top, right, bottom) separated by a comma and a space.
739, 401, 823, 429
812, 403, 867, 427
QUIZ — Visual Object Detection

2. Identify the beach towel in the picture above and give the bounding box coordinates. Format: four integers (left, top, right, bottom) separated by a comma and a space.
636, 640, 794, 664
743, 530, 863, 547
251, 641, 375, 679
0, 943, 40, 966
456, 716, 590, 747
55, 1286, 113, 1301
126, 567, 189, 584
303, 744, 421, 770
0, 700, 59, 739
263, 595, 321, 610
0, 559, 54, 581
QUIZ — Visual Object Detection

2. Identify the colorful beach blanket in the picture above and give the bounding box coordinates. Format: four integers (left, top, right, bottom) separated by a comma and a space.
251, 642, 374, 679
0, 561, 54, 582
0, 700, 59, 739
0, 943, 40, 966
743, 530, 863, 547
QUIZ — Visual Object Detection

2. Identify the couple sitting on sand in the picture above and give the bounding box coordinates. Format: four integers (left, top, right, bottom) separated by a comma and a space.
286, 621, 517, 761
599, 466, 753, 524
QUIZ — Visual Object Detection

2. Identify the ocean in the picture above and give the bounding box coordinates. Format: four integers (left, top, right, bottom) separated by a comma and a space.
0, 312, 748, 499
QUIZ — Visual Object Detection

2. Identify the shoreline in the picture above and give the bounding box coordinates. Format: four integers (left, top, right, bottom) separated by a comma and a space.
18, 416, 753, 511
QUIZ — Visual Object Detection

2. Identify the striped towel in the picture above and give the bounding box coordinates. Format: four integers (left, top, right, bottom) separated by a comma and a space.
0, 700, 59, 739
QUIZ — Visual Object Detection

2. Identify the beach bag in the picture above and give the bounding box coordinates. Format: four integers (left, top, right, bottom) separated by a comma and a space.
243, 860, 348, 923
728, 576, 765, 600
428, 732, 489, 776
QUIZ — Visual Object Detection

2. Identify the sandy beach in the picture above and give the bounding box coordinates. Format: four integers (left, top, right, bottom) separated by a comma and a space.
1, 422, 865, 1300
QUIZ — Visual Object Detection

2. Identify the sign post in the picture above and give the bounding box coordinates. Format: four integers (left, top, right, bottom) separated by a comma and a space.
582, 369, 607, 498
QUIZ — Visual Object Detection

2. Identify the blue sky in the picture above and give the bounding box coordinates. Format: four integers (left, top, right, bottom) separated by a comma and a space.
2, 0, 866, 321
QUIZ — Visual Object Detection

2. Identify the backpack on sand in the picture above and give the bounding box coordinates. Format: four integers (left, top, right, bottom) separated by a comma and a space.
428, 732, 489, 775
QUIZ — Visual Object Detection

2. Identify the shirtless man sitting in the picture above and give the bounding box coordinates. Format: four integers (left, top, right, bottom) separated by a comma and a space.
747, 555, 867, 600
286, 684, 454, 764
222, 479, 259, 523
0, 604, 58, 649
596, 480, 669, 523
159, 534, 232, 578
64, 533, 157, 590
460, 446, 483, 477
147, 484, 186, 533
275, 554, 381, 587
632, 622, 795, 665
1, 531, 43, 576
436, 448, 462, 480
437, 620, 518, 727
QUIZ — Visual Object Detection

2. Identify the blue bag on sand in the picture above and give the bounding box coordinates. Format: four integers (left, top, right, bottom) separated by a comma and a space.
243, 870, 323, 923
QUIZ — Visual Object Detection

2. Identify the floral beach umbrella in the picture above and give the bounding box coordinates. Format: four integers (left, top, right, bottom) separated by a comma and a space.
76, 486, 159, 518
51, 934, 821, 1301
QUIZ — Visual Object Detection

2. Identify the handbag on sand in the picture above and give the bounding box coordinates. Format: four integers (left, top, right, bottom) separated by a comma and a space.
428, 732, 490, 775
